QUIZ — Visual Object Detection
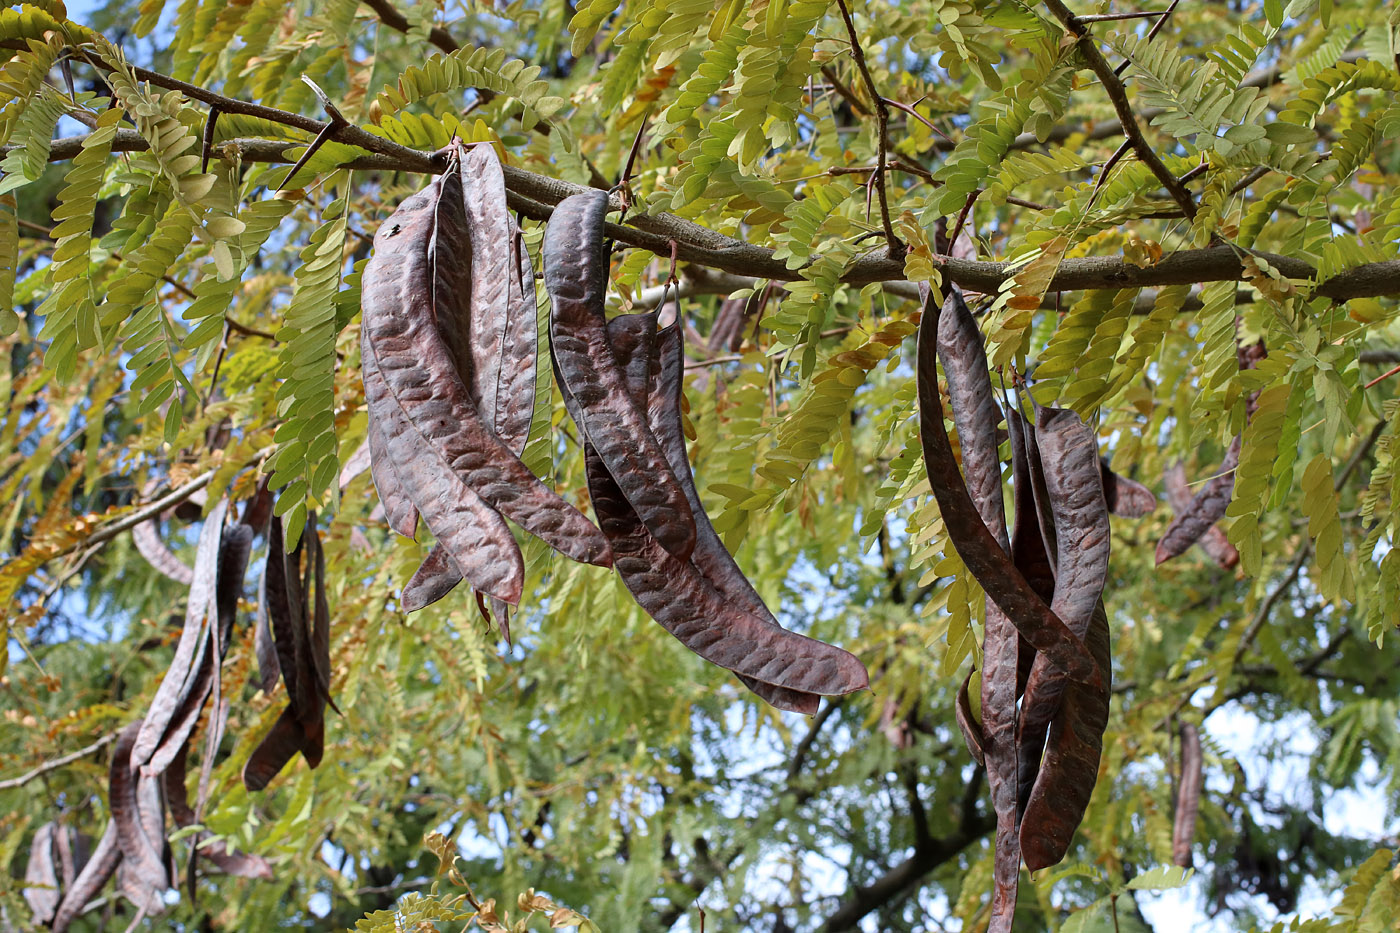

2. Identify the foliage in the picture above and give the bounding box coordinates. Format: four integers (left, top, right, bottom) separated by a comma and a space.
2, 1, 1400, 932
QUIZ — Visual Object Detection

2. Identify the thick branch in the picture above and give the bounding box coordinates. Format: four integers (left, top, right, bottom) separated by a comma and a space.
1044, 0, 1197, 219
21, 127, 1400, 299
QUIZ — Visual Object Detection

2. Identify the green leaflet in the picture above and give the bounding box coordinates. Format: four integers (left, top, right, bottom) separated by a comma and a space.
268, 174, 350, 547
374, 47, 571, 145
1301, 453, 1355, 604
1224, 383, 1292, 575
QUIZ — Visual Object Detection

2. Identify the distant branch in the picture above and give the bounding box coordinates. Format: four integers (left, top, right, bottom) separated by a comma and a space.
1044, 0, 1198, 219
0, 733, 116, 791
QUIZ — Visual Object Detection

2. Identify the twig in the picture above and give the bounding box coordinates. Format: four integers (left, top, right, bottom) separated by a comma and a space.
1113, 0, 1182, 76
818, 64, 870, 117
0, 733, 116, 790
1044, 0, 1197, 219
833, 0, 902, 256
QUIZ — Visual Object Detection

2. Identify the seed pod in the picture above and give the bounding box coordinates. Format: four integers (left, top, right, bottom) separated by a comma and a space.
1019, 599, 1112, 870
130, 499, 229, 770
363, 352, 525, 604
1100, 460, 1157, 518
367, 417, 419, 538
164, 743, 273, 880
931, 288, 1020, 933
110, 723, 169, 894
50, 820, 120, 933
23, 822, 60, 924
361, 165, 611, 569
459, 143, 538, 456
1163, 461, 1239, 568
1173, 721, 1203, 868
954, 672, 985, 765
1155, 436, 1240, 565
935, 288, 1008, 551
1016, 405, 1111, 812
543, 189, 697, 561
915, 284, 1100, 688
607, 312, 828, 714
132, 515, 193, 585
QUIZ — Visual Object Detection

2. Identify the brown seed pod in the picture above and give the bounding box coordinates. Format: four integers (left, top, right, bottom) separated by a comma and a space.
1173, 721, 1203, 868
915, 284, 1100, 688
607, 312, 828, 714
50, 820, 120, 933
1100, 459, 1157, 518
164, 744, 273, 881
954, 672, 985, 765
1155, 436, 1240, 565
129, 498, 229, 771
360, 165, 611, 570
367, 417, 419, 538
109, 723, 170, 897
544, 189, 697, 562
1019, 599, 1112, 870
1163, 461, 1239, 568
364, 353, 526, 604
1016, 405, 1111, 813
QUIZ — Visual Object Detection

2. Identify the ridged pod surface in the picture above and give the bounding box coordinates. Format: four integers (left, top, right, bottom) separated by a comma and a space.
543, 190, 696, 561
607, 312, 831, 714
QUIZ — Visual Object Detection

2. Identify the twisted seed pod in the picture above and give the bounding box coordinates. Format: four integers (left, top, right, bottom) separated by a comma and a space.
361, 167, 611, 569
1016, 405, 1111, 813
608, 312, 829, 714
1019, 600, 1111, 870
914, 284, 1100, 688
1155, 436, 1240, 565
544, 189, 696, 561
1163, 461, 1239, 568
50, 820, 120, 933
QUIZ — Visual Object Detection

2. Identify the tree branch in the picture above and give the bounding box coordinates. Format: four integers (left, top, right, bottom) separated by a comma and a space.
0, 733, 116, 790
833, 0, 900, 255
1044, 0, 1197, 219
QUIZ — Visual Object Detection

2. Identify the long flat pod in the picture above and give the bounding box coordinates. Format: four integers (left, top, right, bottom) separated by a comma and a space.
1019, 600, 1111, 870
543, 189, 696, 561
458, 142, 537, 455
954, 673, 985, 765
109, 723, 169, 889
936, 287, 1009, 550
1173, 721, 1203, 868
1155, 436, 1241, 565
164, 744, 273, 880
932, 287, 1019, 932
1163, 461, 1239, 568
363, 352, 526, 603
265, 514, 314, 720
609, 312, 826, 714
130, 498, 228, 769
368, 416, 419, 538
50, 819, 119, 933
583, 440, 868, 695
915, 285, 1099, 687
242, 705, 307, 792
1016, 405, 1111, 808
361, 174, 611, 568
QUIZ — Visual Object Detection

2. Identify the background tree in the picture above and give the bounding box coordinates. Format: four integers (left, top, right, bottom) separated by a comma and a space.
3, 0, 1400, 931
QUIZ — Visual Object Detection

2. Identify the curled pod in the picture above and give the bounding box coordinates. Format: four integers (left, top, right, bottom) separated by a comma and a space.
915, 284, 1100, 688
360, 167, 611, 569
1016, 405, 1111, 811
1155, 436, 1241, 566
543, 189, 696, 562
129, 498, 229, 771
607, 312, 833, 713
109, 723, 169, 895
1173, 721, 1203, 868
1019, 600, 1111, 870
1163, 461, 1239, 568
954, 672, 985, 765
50, 820, 120, 933
932, 288, 1019, 933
